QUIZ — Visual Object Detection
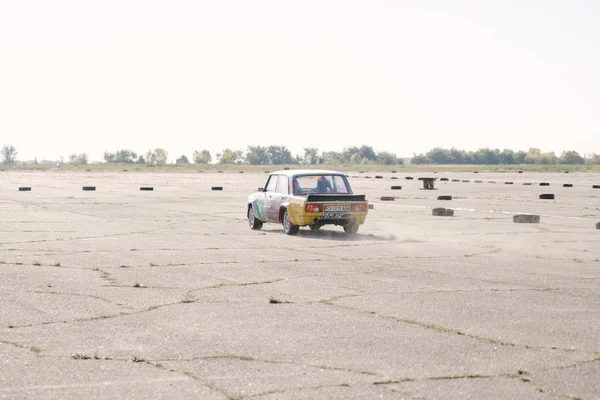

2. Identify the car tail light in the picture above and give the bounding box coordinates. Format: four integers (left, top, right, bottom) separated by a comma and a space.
305, 203, 322, 213
351, 203, 367, 212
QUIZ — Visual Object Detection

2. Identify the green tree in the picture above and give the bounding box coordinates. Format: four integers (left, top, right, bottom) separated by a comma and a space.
358, 145, 377, 161
376, 151, 401, 165
69, 153, 88, 165
192, 149, 212, 164
146, 148, 168, 165
525, 148, 542, 164
217, 149, 244, 164
268, 145, 295, 165
539, 151, 557, 165
411, 153, 431, 164
176, 155, 190, 164
245, 146, 270, 165
303, 147, 320, 164
104, 149, 139, 163
426, 148, 451, 164
1, 145, 18, 164
499, 149, 516, 164
321, 151, 343, 164
558, 150, 584, 165
584, 153, 600, 165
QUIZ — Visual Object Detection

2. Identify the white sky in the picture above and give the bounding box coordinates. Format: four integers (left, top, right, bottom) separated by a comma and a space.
1, 0, 599, 162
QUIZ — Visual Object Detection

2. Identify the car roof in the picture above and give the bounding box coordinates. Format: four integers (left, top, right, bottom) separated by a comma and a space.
269, 169, 346, 177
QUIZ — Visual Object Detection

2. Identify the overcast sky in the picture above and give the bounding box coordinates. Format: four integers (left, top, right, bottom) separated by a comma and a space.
1, 0, 598, 162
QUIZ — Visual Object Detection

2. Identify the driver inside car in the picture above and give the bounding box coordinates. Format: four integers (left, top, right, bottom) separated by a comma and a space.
316, 176, 332, 193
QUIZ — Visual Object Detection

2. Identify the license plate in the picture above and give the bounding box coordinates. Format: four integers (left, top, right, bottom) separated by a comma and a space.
324, 205, 349, 212
320, 213, 349, 220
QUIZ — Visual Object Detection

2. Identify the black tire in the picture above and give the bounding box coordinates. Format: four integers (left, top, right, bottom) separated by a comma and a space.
282, 210, 299, 235
391, 186, 402, 190
82, 186, 96, 191
344, 223, 359, 235
18, 187, 31, 191
539, 193, 555, 200
437, 195, 452, 201
248, 206, 263, 230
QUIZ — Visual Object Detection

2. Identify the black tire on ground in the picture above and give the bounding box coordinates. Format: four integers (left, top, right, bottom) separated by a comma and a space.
211, 186, 223, 191
523, 183, 532, 185
596, 222, 600, 229
513, 214, 540, 223
380, 196, 395, 201
375, 176, 383, 179
248, 206, 263, 230
440, 178, 449, 181
452, 179, 460, 182
437, 195, 452, 201
282, 210, 299, 235
343, 223, 359, 235
432, 207, 454, 216
563, 184, 573, 188
140, 187, 154, 191
391, 176, 399, 180
505, 182, 513, 185
462, 180, 470, 183
405, 177, 414, 180
391, 170, 397, 173
391, 186, 402, 190
474, 180, 483, 183
82, 186, 96, 191
539, 193, 555, 200
518, 171, 523, 173
18, 187, 31, 191
540, 182, 550, 186
593, 185, 600, 189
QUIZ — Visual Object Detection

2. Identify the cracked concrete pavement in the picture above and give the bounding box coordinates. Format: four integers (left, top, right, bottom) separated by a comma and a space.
1, 170, 599, 399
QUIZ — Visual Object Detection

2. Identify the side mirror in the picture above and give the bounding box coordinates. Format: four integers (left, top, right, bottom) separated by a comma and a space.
258, 187, 263, 192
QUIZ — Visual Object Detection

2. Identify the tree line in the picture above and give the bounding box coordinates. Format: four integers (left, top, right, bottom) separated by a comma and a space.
2, 143, 599, 165
412, 147, 599, 165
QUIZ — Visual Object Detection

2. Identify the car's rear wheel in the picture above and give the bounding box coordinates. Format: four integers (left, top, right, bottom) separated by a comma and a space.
343, 223, 359, 235
248, 206, 263, 230
282, 210, 299, 235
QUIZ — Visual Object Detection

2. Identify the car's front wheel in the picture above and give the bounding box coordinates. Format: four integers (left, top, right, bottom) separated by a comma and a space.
248, 206, 263, 230
282, 210, 299, 235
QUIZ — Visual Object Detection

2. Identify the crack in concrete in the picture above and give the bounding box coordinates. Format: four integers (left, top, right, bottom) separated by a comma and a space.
321, 300, 591, 356
185, 278, 286, 296
0, 339, 41, 354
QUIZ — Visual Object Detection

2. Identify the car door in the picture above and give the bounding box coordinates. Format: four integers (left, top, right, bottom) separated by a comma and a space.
271, 175, 290, 221
262, 175, 279, 222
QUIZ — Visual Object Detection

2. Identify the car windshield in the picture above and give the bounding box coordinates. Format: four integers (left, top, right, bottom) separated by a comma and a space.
292, 175, 351, 195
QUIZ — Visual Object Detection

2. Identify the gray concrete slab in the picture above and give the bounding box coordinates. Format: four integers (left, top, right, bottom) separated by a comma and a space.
1, 170, 599, 399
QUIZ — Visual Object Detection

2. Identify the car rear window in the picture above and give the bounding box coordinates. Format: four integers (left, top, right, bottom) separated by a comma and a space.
292, 175, 351, 195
